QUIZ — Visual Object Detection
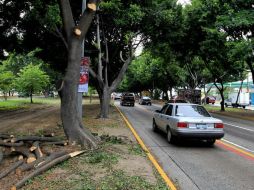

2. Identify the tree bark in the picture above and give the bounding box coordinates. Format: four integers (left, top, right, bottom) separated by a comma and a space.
58, 0, 99, 148
99, 87, 111, 118
214, 81, 225, 112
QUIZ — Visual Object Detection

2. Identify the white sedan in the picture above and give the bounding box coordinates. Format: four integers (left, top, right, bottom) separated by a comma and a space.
153, 103, 224, 145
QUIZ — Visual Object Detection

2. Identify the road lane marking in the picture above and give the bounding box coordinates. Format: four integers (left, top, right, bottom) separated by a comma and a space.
221, 139, 254, 153
224, 122, 254, 132
115, 105, 177, 190
216, 140, 254, 161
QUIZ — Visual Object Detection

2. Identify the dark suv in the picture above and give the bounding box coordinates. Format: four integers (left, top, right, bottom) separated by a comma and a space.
120, 93, 135, 106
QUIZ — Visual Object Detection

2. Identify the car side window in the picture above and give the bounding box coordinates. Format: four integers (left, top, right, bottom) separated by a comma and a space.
161, 105, 168, 114
165, 105, 173, 116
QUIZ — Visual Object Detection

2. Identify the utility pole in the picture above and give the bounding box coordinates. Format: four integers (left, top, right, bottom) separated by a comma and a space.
77, 0, 87, 118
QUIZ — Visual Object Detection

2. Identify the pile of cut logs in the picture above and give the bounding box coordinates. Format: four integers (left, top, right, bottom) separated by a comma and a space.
0, 133, 84, 190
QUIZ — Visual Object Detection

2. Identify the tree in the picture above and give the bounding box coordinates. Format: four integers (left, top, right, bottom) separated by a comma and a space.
56, 0, 100, 148
15, 64, 49, 103
0, 66, 14, 100
87, 0, 145, 118
216, 0, 254, 84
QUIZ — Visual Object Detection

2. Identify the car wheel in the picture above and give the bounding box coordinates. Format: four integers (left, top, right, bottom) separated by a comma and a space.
152, 120, 158, 132
206, 139, 216, 146
167, 127, 175, 144
243, 106, 246, 109
225, 103, 228, 107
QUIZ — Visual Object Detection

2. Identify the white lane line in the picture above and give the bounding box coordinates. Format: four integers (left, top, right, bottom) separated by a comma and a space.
224, 122, 254, 132
222, 139, 254, 153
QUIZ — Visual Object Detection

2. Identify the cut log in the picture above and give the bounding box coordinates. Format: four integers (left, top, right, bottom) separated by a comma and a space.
0, 140, 24, 147
0, 149, 3, 164
43, 133, 55, 137
12, 151, 85, 190
13, 136, 61, 142
11, 147, 36, 163
0, 134, 11, 139
0, 160, 23, 179
17, 150, 67, 172
41, 141, 68, 146
30, 141, 43, 158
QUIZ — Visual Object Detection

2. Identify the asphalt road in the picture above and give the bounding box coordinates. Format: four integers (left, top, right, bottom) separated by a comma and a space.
116, 101, 254, 190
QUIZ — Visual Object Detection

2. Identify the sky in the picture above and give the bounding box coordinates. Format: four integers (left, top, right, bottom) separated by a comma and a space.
177, 0, 191, 5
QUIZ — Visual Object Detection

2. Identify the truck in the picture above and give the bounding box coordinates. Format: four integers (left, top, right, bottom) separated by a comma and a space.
177, 89, 201, 104
224, 92, 250, 108
120, 93, 135, 107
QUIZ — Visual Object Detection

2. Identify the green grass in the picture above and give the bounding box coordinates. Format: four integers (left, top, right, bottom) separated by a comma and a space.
0, 97, 60, 110
204, 105, 253, 113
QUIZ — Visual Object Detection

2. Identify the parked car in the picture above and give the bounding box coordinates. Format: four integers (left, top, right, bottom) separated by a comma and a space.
202, 96, 216, 104
153, 103, 224, 145
139, 96, 152, 105
111, 92, 122, 100
120, 93, 135, 106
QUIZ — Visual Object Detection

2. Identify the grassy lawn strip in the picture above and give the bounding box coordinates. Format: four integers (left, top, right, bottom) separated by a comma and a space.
205, 105, 254, 121
21, 104, 169, 190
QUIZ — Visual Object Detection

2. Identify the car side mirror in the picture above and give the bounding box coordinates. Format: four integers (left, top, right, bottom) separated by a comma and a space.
155, 110, 161, 113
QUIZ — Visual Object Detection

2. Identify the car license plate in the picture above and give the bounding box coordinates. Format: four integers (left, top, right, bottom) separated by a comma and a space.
196, 124, 207, 129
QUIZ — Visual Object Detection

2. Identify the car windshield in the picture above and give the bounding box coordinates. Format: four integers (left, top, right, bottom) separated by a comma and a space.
175, 105, 211, 117
143, 97, 150, 100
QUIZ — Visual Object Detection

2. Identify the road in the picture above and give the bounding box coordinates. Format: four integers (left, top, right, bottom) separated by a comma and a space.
116, 102, 254, 190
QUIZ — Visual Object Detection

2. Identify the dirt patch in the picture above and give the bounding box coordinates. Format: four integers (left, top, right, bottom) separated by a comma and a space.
0, 103, 166, 190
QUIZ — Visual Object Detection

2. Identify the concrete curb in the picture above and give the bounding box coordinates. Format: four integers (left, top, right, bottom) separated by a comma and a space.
115, 105, 177, 190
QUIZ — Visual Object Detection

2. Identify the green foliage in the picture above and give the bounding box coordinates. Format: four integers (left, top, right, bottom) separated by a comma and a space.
84, 150, 118, 166
15, 64, 49, 102
0, 65, 15, 100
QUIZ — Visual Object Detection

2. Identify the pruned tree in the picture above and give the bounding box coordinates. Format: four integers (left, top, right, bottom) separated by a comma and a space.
57, 0, 100, 148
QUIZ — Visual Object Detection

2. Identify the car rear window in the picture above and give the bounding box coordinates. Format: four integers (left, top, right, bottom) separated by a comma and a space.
175, 105, 211, 117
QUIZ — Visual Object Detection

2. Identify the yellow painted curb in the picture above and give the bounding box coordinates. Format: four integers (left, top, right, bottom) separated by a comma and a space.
115, 106, 177, 190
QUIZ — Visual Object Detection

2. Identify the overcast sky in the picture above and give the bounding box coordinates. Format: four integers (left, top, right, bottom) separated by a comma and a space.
177, 0, 191, 5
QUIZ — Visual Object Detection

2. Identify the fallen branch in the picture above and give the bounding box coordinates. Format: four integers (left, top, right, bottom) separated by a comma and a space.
17, 150, 67, 173
0, 134, 11, 139
0, 160, 23, 180
0, 140, 24, 147
0, 148, 3, 164
12, 151, 85, 190
41, 141, 68, 146
12, 136, 61, 143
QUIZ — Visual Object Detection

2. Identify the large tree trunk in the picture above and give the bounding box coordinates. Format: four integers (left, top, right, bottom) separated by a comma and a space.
214, 81, 225, 112
58, 0, 99, 148
99, 87, 111, 118
60, 39, 98, 148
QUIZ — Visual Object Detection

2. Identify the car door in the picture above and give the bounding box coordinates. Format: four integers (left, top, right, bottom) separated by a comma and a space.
155, 104, 168, 129
161, 105, 173, 133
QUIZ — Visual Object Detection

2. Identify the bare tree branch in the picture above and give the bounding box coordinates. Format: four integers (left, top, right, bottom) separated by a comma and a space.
58, 0, 75, 41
